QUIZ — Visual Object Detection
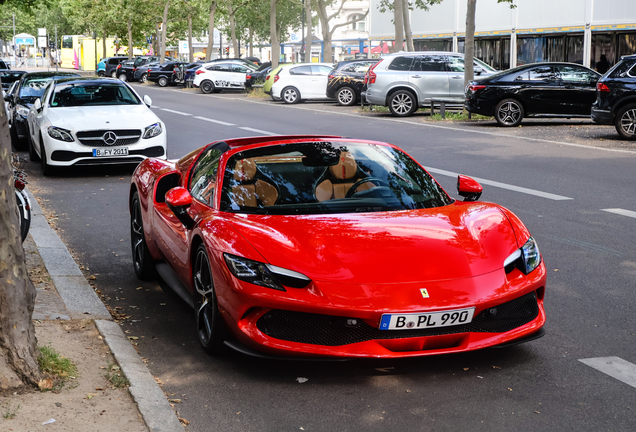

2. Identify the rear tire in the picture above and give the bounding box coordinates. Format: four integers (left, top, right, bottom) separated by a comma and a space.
158, 76, 169, 87
118, 73, 127, 82
140, 74, 148, 84
282, 86, 300, 104
193, 244, 226, 354
495, 98, 524, 127
336, 86, 356, 106
388, 90, 417, 117
130, 192, 156, 280
200, 80, 215, 94
615, 103, 636, 140
110, 70, 117, 78
97, 71, 105, 77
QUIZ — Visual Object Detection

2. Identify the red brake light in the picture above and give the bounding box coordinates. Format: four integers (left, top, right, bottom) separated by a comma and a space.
133, 68, 137, 72
597, 82, 610, 92
367, 60, 382, 85
328, 74, 334, 80
265, 74, 271, 81
468, 84, 486, 92
246, 74, 252, 80
195, 69, 205, 75
116, 64, 121, 69
274, 75, 279, 83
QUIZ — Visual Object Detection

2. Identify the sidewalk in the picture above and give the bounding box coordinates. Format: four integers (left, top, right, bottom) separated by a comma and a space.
0, 190, 184, 432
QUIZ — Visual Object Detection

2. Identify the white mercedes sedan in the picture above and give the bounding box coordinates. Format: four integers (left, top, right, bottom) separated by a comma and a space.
26, 77, 166, 175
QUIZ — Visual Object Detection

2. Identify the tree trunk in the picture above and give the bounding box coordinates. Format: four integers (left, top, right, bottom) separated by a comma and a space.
228, 0, 239, 58
0, 89, 41, 391
205, 1, 217, 61
188, 14, 194, 62
305, 0, 313, 62
270, 0, 280, 67
464, 0, 476, 90
127, 19, 133, 60
102, 30, 107, 59
393, 0, 404, 52
316, 0, 331, 62
160, 1, 170, 63
402, 0, 413, 51
248, 27, 253, 57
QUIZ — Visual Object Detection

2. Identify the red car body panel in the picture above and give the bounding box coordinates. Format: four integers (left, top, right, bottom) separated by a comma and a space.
131, 136, 547, 358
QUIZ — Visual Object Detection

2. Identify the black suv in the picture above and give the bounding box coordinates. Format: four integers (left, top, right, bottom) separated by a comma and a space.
101, 56, 128, 77
326, 59, 379, 106
591, 54, 636, 140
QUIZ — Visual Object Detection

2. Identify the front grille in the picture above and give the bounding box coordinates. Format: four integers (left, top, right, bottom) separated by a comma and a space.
76, 129, 142, 147
256, 291, 539, 346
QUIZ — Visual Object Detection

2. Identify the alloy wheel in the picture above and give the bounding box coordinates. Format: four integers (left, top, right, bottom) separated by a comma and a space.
130, 193, 155, 280
194, 247, 217, 348
391, 93, 413, 115
497, 101, 522, 125
337, 87, 355, 106
283, 87, 299, 104
619, 108, 636, 138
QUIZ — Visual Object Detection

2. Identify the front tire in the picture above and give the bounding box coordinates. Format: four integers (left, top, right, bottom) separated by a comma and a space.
336, 86, 356, 106
110, 70, 117, 78
118, 73, 127, 82
158, 76, 169, 87
282, 86, 300, 104
130, 192, 156, 280
200, 80, 215, 94
495, 98, 524, 127
615, 103, 636, 140
97, 71, 105, 77
193, 244, 225, 354
40, 140, 55, 176
28, 126, 40, 162
388, 90, 417, 117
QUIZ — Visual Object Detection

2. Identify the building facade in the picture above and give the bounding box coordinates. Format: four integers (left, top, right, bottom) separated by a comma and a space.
369, 0, 636, 71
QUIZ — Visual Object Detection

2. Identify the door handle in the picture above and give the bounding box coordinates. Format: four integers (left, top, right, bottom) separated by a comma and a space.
451, 75, 462, 79
411, 75, 421, 78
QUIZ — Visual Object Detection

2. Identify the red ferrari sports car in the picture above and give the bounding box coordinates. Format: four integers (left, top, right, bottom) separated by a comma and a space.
130, 135, 546, 358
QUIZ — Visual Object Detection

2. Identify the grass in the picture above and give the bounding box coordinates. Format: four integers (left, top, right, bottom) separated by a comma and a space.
1, 401, 20, 419
428, 111, 491, 121
246, 87, 268, 99
105, 362, 130, 389
38, 345, 77, 391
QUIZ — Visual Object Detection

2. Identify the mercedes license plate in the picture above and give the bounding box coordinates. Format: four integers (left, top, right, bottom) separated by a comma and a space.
93, 147, 129, 157
379, 307, 475, 330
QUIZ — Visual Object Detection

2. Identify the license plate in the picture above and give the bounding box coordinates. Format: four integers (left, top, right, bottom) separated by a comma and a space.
93, 147, 129, 157
379, 307, 475, 330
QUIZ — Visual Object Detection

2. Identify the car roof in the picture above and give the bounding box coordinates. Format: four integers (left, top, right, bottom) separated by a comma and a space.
52, 77, 130, 85
23, 72, 82, 79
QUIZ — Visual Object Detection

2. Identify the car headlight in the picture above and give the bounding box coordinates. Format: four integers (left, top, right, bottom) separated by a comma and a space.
504, 237, 541, 275
223, 253, 310, 291
143, 122, 162, 139
47, 126, 74, 142
16, 104, 29, 117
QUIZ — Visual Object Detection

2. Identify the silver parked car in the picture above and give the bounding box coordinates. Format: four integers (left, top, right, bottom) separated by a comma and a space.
365, 51, 497, 116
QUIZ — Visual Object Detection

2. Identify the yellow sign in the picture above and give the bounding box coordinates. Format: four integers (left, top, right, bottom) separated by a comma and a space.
420, 289, 429, 298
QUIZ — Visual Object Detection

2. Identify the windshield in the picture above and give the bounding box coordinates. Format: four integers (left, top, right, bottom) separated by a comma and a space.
19, 77, 61, 100
50, 83, 140, 107
219, 141, 452, 215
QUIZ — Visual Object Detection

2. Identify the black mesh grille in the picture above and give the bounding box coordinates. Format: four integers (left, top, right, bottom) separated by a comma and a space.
76, 129, 142, 147
256, 291, 539, 346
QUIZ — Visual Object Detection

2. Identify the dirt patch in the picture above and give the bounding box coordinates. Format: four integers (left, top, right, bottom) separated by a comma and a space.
0, 320, 147, 431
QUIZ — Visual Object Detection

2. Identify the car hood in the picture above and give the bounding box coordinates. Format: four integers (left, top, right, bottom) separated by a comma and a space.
45, 105, 160, 131
226, 202, 520, 284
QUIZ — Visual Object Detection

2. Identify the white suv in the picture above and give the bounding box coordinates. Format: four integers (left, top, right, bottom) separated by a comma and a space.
365, 51, 497, 116
270, 63, 335, 104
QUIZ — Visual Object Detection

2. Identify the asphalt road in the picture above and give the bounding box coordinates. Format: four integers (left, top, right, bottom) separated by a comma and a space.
21, 84, 636, 432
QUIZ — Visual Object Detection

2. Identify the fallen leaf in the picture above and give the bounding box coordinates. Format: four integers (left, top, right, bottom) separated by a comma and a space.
127, 336, 139, 340
89, 275, 96, 280
95, 387, 104, 391
508, 388, 513, 391
492, 366, 501, 369
168, 399, 182, 403
38, 378, 53, 390
534, 411, 540, 414
296, 377, 308, 383
463, 368, 469, 371
179, 418, 190, 426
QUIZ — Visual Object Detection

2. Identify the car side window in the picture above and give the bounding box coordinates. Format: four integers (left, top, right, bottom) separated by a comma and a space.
215, 63, 231, 71
388, 56, 413, 71
526, 67, 555, 81
311, 65, 332, 75
558, 66, 598, 83
290, 65, 312, 75
447, 56, 465, 72
190, 148, 223, 206
232, 65, 248, 73
108, 58, 118, 65
413, 56, 446, 72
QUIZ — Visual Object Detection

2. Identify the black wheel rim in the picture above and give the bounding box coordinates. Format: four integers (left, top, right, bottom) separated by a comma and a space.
619, 108, 636, 136
131, 198, 144, 272
391, 93, 412, 114
194, 249, 215, 345
203, 83, 211, 92
497, 101, 521, 125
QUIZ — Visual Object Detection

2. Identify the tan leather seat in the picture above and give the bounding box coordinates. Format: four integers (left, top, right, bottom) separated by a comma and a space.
315, 151, 374, 202
231, 159, 278, 207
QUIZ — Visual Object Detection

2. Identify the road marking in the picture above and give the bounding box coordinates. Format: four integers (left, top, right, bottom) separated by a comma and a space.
151, 105, 160, 109
160, 108, 192, 116
579, 357, 636, 389
601, 208, 636, 219
238, 127, 278, 135
424, 167, 573, 201
542, 235, 623, 257
193, 116, 235, 126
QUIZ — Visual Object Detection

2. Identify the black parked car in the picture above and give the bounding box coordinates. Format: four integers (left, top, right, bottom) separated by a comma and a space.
133, 55, 177, 68
101, 56, 128, 78
465, 62, 601, 127
134, 61, 161, 83
4, 71, 81, 150
246, 62, 272, 88
115, 60, 136, 81
148, 62, 187, 87
326, 59, 379, 106
0, 59, 11, 69
1, 70, 26, 90
591, 54, 636, 140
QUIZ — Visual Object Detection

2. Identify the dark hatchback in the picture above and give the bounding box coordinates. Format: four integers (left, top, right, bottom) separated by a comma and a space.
465, 62, 601, 127
246, 62, 272, 88
591, 54, 636, 140
4, 71, 81, 150
326, 59, 379, 106
101, 56, 129, 77
1, 70, 26, 90
148, 62, 187, 86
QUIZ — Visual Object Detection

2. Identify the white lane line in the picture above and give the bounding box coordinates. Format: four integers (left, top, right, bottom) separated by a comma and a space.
238, 127, 278, 135
151, 105, 160, 109
601, 208, 636, 219
579, 357, 636, 389
160, 108, 192, 116
193, 116, 235, 126
424, 166, 573, 201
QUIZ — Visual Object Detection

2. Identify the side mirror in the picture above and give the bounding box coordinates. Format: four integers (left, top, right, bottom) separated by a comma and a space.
474, 66, 484, 75
457, 175, 482, 202
143, 95, 152, 107
3, 93, 12, 103
34, 98, 42, 112
165, 187, 195, 229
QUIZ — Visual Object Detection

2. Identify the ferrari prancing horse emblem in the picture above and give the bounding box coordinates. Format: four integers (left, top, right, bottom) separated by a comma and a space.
420, 288, 429, 298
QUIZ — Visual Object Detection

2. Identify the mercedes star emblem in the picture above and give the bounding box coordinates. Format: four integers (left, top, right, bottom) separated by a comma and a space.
102, 131, 117, 145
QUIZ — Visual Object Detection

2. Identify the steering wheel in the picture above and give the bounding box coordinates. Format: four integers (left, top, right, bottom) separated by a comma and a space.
345, 177, 390, 198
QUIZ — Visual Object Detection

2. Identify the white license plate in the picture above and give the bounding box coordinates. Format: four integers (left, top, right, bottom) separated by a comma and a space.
93, 147, 129, 157
379, 307, 475, 330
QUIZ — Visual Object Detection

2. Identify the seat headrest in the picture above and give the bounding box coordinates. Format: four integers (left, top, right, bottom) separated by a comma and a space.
233, 159, 257, 182
329, 151, 357, 180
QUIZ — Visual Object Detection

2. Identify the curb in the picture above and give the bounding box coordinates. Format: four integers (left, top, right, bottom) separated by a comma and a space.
26, 188, 184, 432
